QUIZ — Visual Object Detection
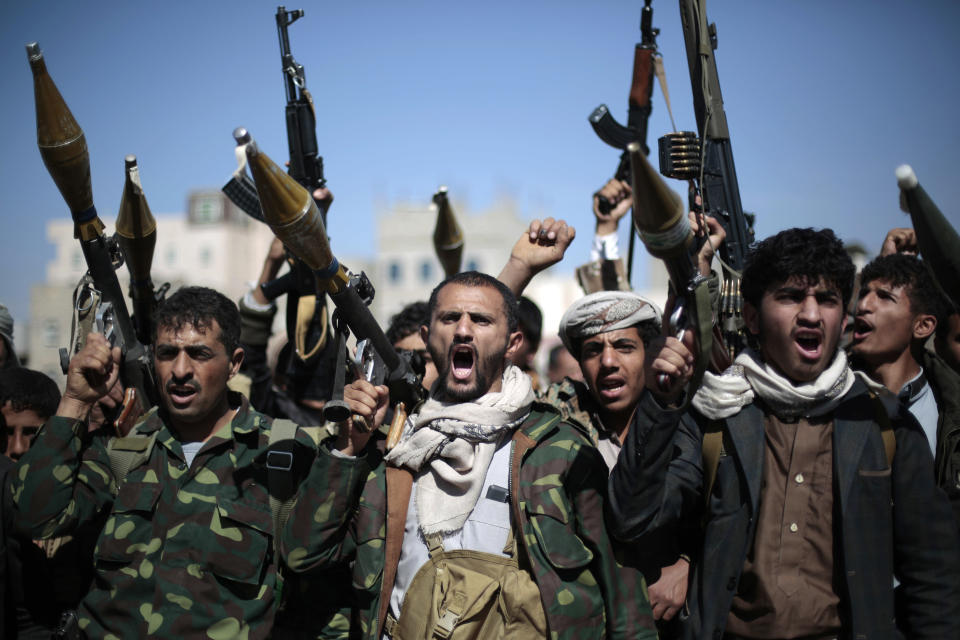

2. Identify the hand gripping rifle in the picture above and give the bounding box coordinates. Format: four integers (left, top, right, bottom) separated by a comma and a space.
243, 130, 425, 448
27, 43, 158, 426
588, 0, 661, 285
658, 0, 755, 360
222, 7, 330, 366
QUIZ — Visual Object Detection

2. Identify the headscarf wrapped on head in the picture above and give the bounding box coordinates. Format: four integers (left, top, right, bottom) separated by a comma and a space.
559, 291, 662, 356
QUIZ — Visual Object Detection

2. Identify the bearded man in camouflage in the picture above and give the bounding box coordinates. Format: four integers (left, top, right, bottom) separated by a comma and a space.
281, 271, 656, 640
11, 287, 319, 638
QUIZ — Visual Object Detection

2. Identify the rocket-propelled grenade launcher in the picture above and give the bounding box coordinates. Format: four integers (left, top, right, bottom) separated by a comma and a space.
243, 130, 425, 435
432, 186, 464, 278
27, 42, 157, 423
896, 165, 960, 308
116, 155, 166, 346
628, 142, 712, 393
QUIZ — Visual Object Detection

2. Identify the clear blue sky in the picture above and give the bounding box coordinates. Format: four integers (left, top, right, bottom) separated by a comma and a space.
2, 1, 958, 332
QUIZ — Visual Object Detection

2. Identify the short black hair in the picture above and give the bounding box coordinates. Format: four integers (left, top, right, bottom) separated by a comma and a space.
517, 296, 543, 351
426, 271, 519, 333
153, 286, 241, 354
861, 254, 950, 323
742, 228, 855, 309
387, 301, 429, 345
0, 368, 60, 418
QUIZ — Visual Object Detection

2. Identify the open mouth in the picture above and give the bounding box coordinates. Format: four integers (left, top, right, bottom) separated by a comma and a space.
852, 318, 873, 342
598, 377, 626, 400
167, 383, 199, 405
450, 345, 476, 382
794, 330, 823, 360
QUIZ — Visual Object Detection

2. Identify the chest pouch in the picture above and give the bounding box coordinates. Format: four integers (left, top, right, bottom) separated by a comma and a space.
385, 528, 547, 640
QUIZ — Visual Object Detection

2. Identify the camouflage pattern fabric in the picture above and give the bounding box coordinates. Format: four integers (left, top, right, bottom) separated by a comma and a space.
10, 393, 323, 639
539, 377, 605, 446
281, 403, 656, 640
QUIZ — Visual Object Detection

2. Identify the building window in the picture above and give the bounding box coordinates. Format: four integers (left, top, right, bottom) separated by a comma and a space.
199, 246, 211, 267
466, 258, 481, 272
166, 246, 177, 267
71, 250, 83, 271
420, 261, 433, 283
389, 261, 403, 283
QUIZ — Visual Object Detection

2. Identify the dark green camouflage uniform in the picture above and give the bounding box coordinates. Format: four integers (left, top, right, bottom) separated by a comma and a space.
10, 393, 318, 639
540, 377, 606, 445
281, 403, 657, 640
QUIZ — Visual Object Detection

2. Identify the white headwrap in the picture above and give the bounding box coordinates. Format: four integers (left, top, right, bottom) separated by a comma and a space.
559, 291, 662, 355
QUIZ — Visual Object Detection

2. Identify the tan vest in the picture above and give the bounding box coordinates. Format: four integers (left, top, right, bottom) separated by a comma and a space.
381, 465, 547, 640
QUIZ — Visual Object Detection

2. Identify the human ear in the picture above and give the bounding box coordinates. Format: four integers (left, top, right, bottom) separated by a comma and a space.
504, 330, 524, 361
228, 347, 244, 378
744, 301, 760, 336
913, 314, 936, 341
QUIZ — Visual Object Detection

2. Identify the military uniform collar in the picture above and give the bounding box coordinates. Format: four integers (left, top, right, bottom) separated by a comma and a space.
133, 390, 256, 442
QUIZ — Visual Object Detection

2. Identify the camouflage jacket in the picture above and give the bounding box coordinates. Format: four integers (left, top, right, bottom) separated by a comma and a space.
10, 393, 319, 639
281, 402, 657, 640
540, 377, 607, 445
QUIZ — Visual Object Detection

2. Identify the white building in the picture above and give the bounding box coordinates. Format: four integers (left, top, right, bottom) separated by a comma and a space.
31, 187, 669, 385
30, 190, 276, 384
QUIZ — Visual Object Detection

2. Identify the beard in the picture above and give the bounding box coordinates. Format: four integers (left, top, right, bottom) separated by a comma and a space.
431, 340, 508, 403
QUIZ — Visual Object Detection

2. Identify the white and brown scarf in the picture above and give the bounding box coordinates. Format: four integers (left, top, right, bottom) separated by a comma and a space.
384, 365, 535, 536
692, 348, 855, 420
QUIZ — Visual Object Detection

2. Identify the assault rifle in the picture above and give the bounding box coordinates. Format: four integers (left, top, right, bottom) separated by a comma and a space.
658, 0, 754, 359
222, 6, 331, 366
243, 130, 425, 448
589, 0, 661, 285
27, 43, 158, 427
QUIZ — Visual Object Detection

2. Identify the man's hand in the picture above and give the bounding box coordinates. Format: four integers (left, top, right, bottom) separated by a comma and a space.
337, 379, 389, 456
497, 218, 576, 295
593, 179, 632, 236
690, 213, 726, 277
881, 227, 918, 256
645, 332, 695, 404
648, 557, 690, 621
252, 237, 288, 306
59, 333, 122, 421
313, 187, 334, 218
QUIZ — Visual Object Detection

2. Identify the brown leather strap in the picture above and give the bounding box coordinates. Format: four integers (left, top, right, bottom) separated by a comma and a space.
378, 466, 414, 636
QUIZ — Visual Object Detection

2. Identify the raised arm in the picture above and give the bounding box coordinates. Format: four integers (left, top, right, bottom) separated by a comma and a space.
497, 217, 576, 296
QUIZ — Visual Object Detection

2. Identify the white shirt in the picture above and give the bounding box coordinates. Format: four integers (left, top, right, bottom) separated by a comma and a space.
388, 437, 513, 624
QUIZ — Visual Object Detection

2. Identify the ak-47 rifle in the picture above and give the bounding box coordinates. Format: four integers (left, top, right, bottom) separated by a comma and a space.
27, 42, 158, 427
658, 0, 754, 360
242, 130, 425, 448
222, 6, 330, 367
589, 0, 661, 285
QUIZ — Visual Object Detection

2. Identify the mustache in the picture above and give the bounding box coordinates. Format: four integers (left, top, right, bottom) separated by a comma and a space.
166, 379, 201, 394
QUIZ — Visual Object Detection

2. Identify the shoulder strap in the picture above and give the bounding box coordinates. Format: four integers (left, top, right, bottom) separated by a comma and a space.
866, 390, 897, 467
268, 418, 300, 544
106, 431, 158, 487
701, 420, 724, 524
379, 466, 414, 637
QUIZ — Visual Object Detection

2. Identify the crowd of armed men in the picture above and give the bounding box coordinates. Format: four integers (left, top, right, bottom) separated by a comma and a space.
6, 9, 960, 637
3, 160, 960, 640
